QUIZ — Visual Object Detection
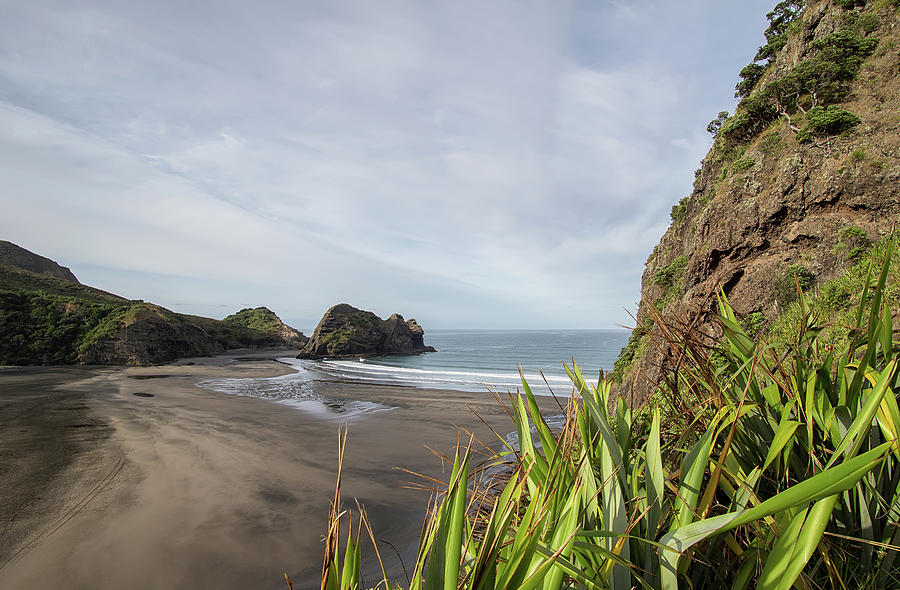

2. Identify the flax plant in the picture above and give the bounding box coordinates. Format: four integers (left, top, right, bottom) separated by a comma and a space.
313, 241, 899, 590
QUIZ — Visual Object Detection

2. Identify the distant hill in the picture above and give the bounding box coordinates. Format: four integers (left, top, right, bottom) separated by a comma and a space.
222, 307, 308, 346
0, 241, 81, 283
0, 242, 303, 366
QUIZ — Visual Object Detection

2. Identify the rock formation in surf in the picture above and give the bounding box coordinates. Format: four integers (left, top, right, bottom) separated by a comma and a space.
298, 303, 436, 359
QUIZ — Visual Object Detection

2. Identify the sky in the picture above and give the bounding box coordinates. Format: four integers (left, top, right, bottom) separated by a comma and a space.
0, 0, 773, 331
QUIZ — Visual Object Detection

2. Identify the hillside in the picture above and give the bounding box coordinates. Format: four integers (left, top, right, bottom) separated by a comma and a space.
615, 0, 900, 404
222, 307, 308, 346
0, 245, 301, 366
0, 240, 81, 283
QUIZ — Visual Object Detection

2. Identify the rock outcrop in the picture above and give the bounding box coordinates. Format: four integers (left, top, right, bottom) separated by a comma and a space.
298, 304, 436, 359
616, 0, 900, 405
0, 240, 80, 283
80, 304, 227, 365
221, 307, 308, 346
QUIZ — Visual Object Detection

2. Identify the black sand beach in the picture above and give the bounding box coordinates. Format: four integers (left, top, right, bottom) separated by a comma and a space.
0, 352, 559, 589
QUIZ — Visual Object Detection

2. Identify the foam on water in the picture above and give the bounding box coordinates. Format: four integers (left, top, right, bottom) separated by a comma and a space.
197, 358, 394, 421
296, 329, 630, 394
198, 331, 631, 417
299, 358, 575, 394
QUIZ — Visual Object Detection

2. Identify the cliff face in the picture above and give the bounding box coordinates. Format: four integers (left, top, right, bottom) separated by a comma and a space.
618, 0, 900, 404
0, 241, 80, 283
80, 304, 226, 365
298, 304, 436, 359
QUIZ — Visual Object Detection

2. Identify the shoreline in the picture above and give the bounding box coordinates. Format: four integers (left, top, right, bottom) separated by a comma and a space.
0, 351, 558, 589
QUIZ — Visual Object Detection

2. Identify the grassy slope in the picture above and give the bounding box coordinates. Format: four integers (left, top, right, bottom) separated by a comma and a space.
0, 264, 126, 304
222, 307, 286, 337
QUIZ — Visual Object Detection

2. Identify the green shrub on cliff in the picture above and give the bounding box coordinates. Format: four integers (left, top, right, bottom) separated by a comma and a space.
731, 156, 756, 172
669, 197, 689, 223
0, 291, 124, 365
222, 307, 284, 336
802, 105, 862, 137
771, 237, 899, 353
609, 328, 648, 383
721, 20, 878, 148
652, 256, 689, 312
654, 256, 689, 288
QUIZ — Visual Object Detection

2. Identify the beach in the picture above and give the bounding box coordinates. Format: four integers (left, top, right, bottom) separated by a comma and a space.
0, 351, 562, 590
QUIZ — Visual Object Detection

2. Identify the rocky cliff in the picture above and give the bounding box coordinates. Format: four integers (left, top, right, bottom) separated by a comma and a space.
79, 304, 227, 365
616, 0, 900, 405
0, 241, 80, 283
298, 303, 436, 359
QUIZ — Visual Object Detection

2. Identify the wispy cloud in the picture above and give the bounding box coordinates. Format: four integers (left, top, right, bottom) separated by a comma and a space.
0, 0, 771, 328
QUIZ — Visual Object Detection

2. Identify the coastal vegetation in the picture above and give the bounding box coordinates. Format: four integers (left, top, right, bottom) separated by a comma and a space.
222, 306, 307, 345
721, 1, 880, 149
0, 251, 299, 366
223, 307, 290, 335
618, 0, 900, 395
312, 243, 900, 590
308, 0, 900, 587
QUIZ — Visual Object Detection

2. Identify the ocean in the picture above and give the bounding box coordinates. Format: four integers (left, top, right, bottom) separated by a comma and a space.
198, 330, 631, 413
302, 329, 631, 393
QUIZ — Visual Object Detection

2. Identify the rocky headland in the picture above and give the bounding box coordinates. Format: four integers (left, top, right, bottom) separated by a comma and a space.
298, 303, 436, 359
615, 0, 900, 405
0, 243, 305, 366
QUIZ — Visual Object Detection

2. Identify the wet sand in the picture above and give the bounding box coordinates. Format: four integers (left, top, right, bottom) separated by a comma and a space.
0, 352, 561, 589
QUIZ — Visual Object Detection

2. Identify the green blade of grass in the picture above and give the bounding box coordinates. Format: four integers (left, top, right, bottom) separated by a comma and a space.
672, 420, 718, 529
763, 404, 799, 472
757, 494, 839, 590
827, 358, 899, 468
659, 443, 890, 590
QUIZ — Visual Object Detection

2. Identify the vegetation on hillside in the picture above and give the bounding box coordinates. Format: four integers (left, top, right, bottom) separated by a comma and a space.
719, 1, 880, 150
222, 307, 287, 336
0, 264, 285, 365
0, 289, 125, 365
307, 2, 900, 586
0, 264, 124, 304
615, 0, 897, 383
318, 311, 382, 349
309, 241, 900, 590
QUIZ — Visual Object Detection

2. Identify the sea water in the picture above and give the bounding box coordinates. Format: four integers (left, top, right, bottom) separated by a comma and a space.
198, 330, 631, 418
298, 329, 630, 394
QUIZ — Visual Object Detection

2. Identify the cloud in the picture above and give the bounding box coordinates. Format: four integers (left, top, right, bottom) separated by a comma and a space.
0, 0, 772, 328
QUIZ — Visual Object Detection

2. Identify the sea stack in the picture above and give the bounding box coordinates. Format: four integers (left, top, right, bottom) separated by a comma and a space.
298, 303, 436, 359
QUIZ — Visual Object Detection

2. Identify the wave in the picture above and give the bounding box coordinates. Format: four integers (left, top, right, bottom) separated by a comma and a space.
299, 358, 576, 394
197, 358, 395, 420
